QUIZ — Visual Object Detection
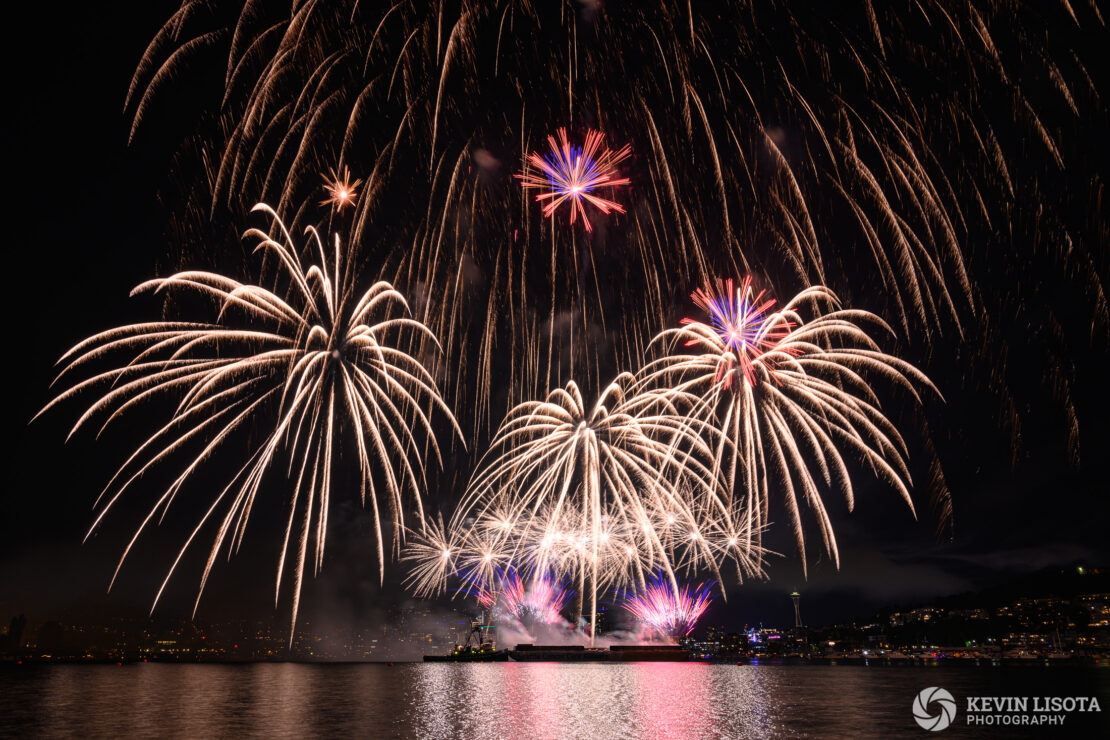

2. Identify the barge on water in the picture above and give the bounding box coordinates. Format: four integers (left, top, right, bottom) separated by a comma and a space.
509, 644, 690, 662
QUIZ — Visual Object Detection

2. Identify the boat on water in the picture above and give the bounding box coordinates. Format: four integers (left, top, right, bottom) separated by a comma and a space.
424, 614, 508, 662
425, 643, 693, 663
423, 645, 509, 662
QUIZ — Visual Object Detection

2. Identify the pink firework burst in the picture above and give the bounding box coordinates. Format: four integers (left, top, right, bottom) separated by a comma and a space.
501, 571, 572, 627
621, 574, 715, 639
472, 569, 571, 627
517, 127, 631, 232
682, 277, 798, 389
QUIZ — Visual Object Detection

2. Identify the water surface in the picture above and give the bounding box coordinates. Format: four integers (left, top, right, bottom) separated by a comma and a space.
1, 663, 1107, 738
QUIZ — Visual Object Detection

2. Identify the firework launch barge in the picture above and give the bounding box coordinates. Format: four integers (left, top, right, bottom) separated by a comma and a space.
507, 644, 690, 662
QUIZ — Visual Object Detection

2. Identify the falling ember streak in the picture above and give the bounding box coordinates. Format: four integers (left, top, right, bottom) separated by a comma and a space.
39, 203, 461, 640
517, 128, 631, 232
321, 166, 362, 210
621, 574, 714, 639
124, 3, 1102, 510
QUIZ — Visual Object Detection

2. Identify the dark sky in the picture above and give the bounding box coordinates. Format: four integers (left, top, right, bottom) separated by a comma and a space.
2, 2, 1108, 637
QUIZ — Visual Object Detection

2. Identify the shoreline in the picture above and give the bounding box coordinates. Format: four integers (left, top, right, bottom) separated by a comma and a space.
3, 656, 1107, 668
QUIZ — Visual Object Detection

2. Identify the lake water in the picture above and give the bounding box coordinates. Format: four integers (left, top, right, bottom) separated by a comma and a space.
1, 663, 1107, 738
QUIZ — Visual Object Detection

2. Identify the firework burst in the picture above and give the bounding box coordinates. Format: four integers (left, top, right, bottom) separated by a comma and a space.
39, 204, 461, 634
401, 515, 463, 598
621, 574, 714, 640
406, 498, 765, 603
641, 277, 937, 573
517, 127, 631, 232
320, 166, 361, 211
457, 374, 709, 620
427, 373, 766, 641
684, 277, 795, 389
470, 568, 572, 630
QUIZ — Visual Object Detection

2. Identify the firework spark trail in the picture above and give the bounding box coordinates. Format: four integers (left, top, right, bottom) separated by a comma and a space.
39, 204, 462, 636
516, 127, 631, 232
639, 277, 938, 574
620, 573, 714, 640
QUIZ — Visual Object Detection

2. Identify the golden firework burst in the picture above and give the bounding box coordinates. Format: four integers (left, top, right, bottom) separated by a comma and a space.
321, 166, 362, 210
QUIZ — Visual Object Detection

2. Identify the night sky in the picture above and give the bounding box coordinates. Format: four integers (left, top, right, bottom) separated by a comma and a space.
3, 2, 1108, 638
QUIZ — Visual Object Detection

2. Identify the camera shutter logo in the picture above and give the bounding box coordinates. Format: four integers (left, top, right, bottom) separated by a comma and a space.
913, 687, 957, 731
